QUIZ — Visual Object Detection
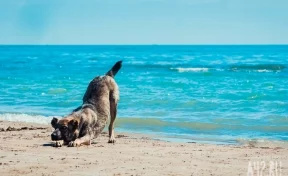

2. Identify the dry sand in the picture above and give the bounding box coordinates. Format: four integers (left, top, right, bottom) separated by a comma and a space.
0, 120, 287, 176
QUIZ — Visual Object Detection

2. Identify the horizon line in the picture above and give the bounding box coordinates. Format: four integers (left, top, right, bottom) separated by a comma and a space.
0, 44, 288, 46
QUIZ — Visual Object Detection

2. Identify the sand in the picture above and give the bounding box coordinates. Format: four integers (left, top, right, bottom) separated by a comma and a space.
0, 120, 287, 176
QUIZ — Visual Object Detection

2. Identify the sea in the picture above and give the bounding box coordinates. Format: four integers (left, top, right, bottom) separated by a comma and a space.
0, 45, 287, 144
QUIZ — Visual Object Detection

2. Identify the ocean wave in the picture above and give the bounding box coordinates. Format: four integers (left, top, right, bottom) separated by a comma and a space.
0, 113, 52, 124
127, 62, 286, 73
256, 69, 273, 73
171, 67, 209, 72
154, 61, 179, 66
126, 62, 182, 70
128, 61, 146, 65
229, 64, 286, 71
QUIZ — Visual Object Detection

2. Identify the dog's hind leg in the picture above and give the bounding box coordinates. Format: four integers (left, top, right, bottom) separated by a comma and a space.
108, 91, 118, 143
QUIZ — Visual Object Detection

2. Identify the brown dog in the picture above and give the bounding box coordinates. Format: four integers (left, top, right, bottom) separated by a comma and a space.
50, 61, 122, 147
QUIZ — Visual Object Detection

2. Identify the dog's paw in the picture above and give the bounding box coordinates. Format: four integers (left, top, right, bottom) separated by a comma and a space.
108, 138, 116, 144
53, 141, 63, 147
68, 140, 80, 147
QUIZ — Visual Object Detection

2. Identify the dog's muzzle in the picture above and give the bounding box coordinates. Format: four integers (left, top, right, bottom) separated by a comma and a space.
51, 129, 62, 141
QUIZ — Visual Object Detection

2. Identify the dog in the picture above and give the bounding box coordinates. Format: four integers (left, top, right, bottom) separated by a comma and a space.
50, 61, 122, 147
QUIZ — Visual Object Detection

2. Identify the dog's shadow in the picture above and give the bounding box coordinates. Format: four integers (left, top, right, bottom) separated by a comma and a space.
42, 141, 99, 147
42, 142, 55, 147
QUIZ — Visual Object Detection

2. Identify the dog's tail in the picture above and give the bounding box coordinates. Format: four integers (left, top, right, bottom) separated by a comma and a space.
106, 60, 122, 78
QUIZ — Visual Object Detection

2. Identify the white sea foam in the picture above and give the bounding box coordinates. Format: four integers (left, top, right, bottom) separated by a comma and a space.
236, 138, 288, 148
154, 61, 176, 66
256, 69, 272, 73
129, 61, 146, 65
171, 67, 209, 72
0, 113, 54, 125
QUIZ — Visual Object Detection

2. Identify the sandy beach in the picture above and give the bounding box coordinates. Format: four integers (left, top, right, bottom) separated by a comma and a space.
0, 120, 287, 176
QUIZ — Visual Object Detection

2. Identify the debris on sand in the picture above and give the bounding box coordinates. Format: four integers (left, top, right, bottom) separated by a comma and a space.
116, 134, 128, 138
6, 126, 17, 131
1, 126, 48, 132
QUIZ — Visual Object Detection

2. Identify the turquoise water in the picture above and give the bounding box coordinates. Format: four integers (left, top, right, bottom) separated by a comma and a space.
0, 45, 287, 143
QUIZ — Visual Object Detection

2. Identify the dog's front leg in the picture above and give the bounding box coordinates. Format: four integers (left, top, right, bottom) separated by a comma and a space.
68, 134, 93, 147
53, 140, 64, 147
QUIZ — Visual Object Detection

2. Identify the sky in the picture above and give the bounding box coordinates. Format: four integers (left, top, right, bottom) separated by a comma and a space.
0, 0, 287, 44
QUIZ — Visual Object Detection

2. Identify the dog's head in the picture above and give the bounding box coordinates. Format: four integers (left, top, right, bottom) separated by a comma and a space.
50, 117, 79, 142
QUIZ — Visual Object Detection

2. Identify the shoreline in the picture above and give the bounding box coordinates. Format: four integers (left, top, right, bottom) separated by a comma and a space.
0, 120, 287, 176
1, 113, 287, 146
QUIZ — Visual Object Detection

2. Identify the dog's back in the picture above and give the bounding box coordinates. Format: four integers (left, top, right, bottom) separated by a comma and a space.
81, 61, 122, 137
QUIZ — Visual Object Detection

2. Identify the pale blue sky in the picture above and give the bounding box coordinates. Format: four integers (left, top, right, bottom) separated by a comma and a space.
0, 0, 287, 44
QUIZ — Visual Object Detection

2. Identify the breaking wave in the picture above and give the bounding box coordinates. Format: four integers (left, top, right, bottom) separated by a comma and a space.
0, 113, 53, 124
170, 67, 209, 72
127, 62, 286, 73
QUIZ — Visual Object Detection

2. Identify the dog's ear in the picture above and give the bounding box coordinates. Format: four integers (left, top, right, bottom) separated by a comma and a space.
68, 120, 79, 131
51, 117, 58, 129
